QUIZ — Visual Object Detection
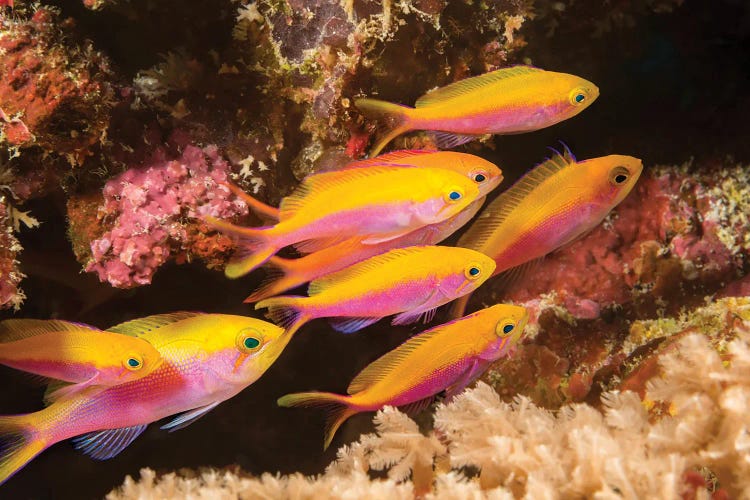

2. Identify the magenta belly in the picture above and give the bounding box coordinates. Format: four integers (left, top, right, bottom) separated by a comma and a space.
356, 359, 474, 411
312, 280, 434, 319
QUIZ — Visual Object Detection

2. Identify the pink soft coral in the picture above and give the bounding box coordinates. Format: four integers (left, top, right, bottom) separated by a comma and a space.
85, 145, 248, 288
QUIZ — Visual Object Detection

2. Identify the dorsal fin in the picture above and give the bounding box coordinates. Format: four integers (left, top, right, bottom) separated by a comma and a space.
0, 319, 100, 343
457, 151, 574, 251
307, 248, 420, 296
343, 150, 434, 169
278, 165, 416, 219
106, 312, 202, 337
347, 324, 446, 394
415, 66, 544, 108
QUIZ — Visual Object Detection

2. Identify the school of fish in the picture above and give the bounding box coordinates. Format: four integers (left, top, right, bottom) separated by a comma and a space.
0, 64, 645, 484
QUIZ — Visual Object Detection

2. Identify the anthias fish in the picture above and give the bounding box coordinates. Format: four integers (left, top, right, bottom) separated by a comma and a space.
244, 197, 485, 303
356, 66, 599, 156
340, 150, 504, 197
0, 312, 289, 485
255, 246, 496, 335
209, 165, 481, 278
0, 319, 162, 398
278, 304, 529, 449
451, 148, 643, 317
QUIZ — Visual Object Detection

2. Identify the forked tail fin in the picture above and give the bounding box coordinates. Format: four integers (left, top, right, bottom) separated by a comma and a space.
221, 182, 280, 222
0, 413, 47, 486
277, 392, 357, 450
355, 98, 415, 157
255, 296, 310, 337
203, 216, 278, 278
244, 257, 307, 304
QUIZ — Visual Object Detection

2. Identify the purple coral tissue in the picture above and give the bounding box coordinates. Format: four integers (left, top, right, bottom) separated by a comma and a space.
86, 145, 248, 288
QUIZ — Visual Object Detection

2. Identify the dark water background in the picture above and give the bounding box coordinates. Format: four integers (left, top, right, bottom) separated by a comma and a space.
2, 0, 750, 497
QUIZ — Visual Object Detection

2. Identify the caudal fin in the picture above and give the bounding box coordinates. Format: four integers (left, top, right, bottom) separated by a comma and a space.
203, 217, 278, 278
221, 182, 280, 222
355, 98, 414, 157
0, 414, 46, 486
277, 392, 357, 450
244, 257, 306, 303
255, 296, 309, 337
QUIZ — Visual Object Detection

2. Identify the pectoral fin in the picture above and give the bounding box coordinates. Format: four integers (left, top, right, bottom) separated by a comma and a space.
329, 317, 381, 334
444, 359, 491, 400
73, 424, 148, 460
44, 374, 101, 402
160, 401, 221, 432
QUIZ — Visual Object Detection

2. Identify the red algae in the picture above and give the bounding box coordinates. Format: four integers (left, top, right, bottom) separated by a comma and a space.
0, 7, 114, 161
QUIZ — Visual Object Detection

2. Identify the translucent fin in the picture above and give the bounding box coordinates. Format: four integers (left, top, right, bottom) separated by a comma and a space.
244, 259, 293, 304
449, 294, 471, 319
277, 392, 355, 450
354, 98, 415, 157
430, 131, 478, 150
160, 401, 220, 432
342, 150, 432, 169
107, 312, 202, 337
415, 65, 543, 108
0, 319, 100, 343
255, 297, 308, 337
495, 258, 543, 294
43, 374, 100, 402
391, 306, 439, 326
294, 235, 352, 254
72, 424, 148, 460
328, 317, 381, 334
359, 229, 415, 245
457, 150, 574, 252
443, 359, 481, 400
398, 396, 434, 416
347, 324, 446, 394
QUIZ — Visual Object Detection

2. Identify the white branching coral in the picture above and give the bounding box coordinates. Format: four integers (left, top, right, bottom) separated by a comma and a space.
110, 329, 750, 498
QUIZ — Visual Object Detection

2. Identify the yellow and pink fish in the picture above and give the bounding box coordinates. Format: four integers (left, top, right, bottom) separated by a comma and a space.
279, 303, 529, 449
0, 319, 162, 399
256, 245, 496, 335
356, 66, 599, 156
210, 151, 502, 279
0, 312, 290, 485
246, 197, 484, 302
451, 147, 643, 317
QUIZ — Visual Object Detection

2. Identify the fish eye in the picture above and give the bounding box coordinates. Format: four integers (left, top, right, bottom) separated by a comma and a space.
464, 263, 482, 279
237, 328, 264, 353
124, 355, 143, 371
609, 166, 630, 186
445, 186, 464, 203
472, 172, 487, 183
496, 321, 516, 337
569, 87, 588, 106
